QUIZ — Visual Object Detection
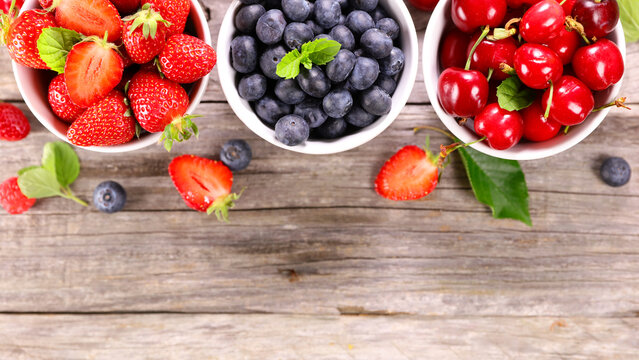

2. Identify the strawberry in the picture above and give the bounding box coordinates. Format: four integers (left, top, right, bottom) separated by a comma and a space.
2, 0, 23, 14
375, 145, 439, 201
64, 36, 124, 107
66, 90, 136, 146
168, 154, 242, 221
38, 0, 51, 8
122, 3, 170, 64
0, 7, 56, 69
48, 74, 86, 123
158, 34, 217, 84
142, 0, 189, 37
52, 0, 122, 43
120, 43, 135, 68
0, 177, 35, 214
111, 0, 140, 15
0, 102, 29, 141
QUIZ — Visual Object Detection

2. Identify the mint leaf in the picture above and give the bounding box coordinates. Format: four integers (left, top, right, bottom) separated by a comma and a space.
41, 141, 80, 187
497, 76, 535, 111
458, 146, 532, 226
276, 39, 342, 79
276, 48, 304, 79
306, 39, 341, 65
17, 167, 63, 199
37, 27, 84, 74
619, 0, 639, 42
17, 166, 40, 176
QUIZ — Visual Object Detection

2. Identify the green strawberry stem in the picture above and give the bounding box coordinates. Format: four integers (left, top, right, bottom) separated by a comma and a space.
206, 188, 245, 222
465, 26, 490, 71
160, 115, 201, 152
122, 3, 170, 39
61, 186, 88, 206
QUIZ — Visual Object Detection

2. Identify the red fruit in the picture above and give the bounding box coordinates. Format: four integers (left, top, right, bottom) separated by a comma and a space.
561, 0, 577, 14
375, 145, 438, 201
520, 0, 565, 44
466, 32, 517, 81
2, 0, 23, 13
158, 34, 217, 84
506, 0, 541, 8
48, 74, 86, 123
0, 177, 35, 215
0, 102, 29, 141
439, 28, 469, 69
438, 67, 489, 118
487, 80, 499, 104
54, 0, 122, 43
64, 38, 124, 107
572, 0, 619, 40
122, 4, 169, 64
1, 9, 56, 69
120, 45, 135, 68
542, 75, 594, 126
521, 100, 561, 142
38, 0, 50, 8
474, 103, 524, 150
408, 0, 439, 11
513, 43, 563, 89
142, 0, 189, 37
572, 39, 624, 91
66, 90, 136, 146
451, 0, 507, 33
545, 26, 580, 65
111, 0, 140, 14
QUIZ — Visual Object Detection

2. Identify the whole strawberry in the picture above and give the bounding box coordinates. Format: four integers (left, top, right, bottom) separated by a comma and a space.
142, 0, 189, 37
0, 102, 29, 141
111, 0, 140, 14
37, 0, 50, 8
0, 177, 35, 214
48, 74, 86, 123
122, 3, 170, 64
0, 6, 56, 69
67, 90, 136, 146
158, 34, 217, 84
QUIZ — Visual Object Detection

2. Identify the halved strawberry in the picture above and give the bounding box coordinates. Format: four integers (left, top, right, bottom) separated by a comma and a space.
168, 154, 242, 221
375, 145, 439, 201
53, 0, 122, 42
64, 37, 123, 107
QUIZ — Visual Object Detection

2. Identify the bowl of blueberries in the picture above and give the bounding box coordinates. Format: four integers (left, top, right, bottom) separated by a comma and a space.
218, 0, 418, 154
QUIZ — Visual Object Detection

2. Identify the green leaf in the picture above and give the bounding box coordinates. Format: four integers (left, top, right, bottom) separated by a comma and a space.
496, 76, 535, 111
458, 146, 532, 226
619, 0, 639, 43
17, 166, 40, 176
17, 167, 63, 199
306, 39, 341, 65
276, 39, 342, 79
41, 141, 80, 187
37, 27, 84, 74
276, 48, 303, 79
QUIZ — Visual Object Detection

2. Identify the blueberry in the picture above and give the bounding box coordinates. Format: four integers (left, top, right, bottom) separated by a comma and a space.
282, 0, 312, 21
323, 88, 353, 118
353, 48, 365, 57
375, 73, 397, 95
600, 157, 631, 187
283, 22, 314, 50
316, 117, 348, 139
93, 181, 126, 214
336, 0, 349, 9
231, 36, 258, 73
360, 28, 393, 59
238, 73, 267, 101
221, 139, 252, 171
235, 4, 266, 33
379, 47, 405, 76
275, 115, 310, 146
348, 56, 379, 90
256, 9, 287, 45
350, 0, 378, 11
338, 14, 347, 25
345, 10, 375, 37
370, 6, 388, 22
329, 25, 355, 51
255, 96, 292, 125
297, 66, 331, 98
294, 98, 329, 128
326, 49, 356, 82
275, 79, 307, 105
376, 17, 399, 40
314, 34, 333, 41
260, 45, 288, 79
314, 0, 342, 29
239, 0, 261, 4
345, 105, 377, 127
360, 86, 391, 115
305, 19, 324, 35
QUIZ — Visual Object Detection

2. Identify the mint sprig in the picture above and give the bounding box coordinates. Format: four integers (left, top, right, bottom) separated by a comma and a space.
276, 38, 341, 79
37, 27, 84, 74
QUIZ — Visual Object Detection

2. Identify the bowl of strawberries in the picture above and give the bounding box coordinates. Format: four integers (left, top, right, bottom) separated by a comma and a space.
424, 0, 626, 160
6, 0, 216, 153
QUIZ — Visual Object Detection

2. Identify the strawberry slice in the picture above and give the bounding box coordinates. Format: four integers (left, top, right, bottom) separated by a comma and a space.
54, 0, 122, 42
375, 145, 439, 201
169, 155, 242, 221
64, 38, 123, 107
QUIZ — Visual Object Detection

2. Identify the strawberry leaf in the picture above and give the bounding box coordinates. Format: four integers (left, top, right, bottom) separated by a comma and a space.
37, 27, 84, 74
497, 76, 535, 111
17, 167, 63, 199
618, 0, 639, 42
41, 141, 80, 187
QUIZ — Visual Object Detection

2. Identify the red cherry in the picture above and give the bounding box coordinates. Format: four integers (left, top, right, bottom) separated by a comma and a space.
561, 0, 578, 14
520, 0, 565, 44
514, 43, 563, 89
408, 0, 440, 11
572, 39, 624, 91
474, 103, 524, 150
541, 75, 594, 126
466, 32, 517, 81
439, 29, 470, 69
544, 26, 580, 65
506, 0, 541, 8
572, 0, 619, 39
521, 100, 561, 142
451, 0, 507, 33
438, 68, 489, 118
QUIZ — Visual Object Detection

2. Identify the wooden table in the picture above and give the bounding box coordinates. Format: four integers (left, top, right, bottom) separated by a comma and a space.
1, 1, 638, 358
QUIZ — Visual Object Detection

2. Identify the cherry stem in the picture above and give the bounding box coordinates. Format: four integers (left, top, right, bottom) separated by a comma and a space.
565, 16, 591, 45
563, 126, 571, 135
544, 80, 554, 119
486, 68, 494, 82
499, 63, 516, 76
465, 26, 490, 71
559, 0, 567, 5
437, 137, 487, 167
593, 97, 631, 112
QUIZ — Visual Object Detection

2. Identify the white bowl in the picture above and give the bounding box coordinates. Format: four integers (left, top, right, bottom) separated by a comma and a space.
218, 0, 419, 155
423, 0, 626, 160
12, 0, 212, 153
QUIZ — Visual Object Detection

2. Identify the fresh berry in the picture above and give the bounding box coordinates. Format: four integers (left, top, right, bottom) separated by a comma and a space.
231, 35, 258, 74
375, 73, 397, 95
360, 28, 393, 59
54, 0, 122, 43
122, 3, 170, 64
520, 0, 565, 44
297, 66, 331, 97
351, 0, 378, 12
360, 85, 391, 116
544, 26, 580, 65
347, 56, 379, 91
256, 9, 287, 44
255, 96, 291, 125
283, 22, 313, 50
345, 9, 374, 37
220, 139, 252, 171
238, 73, 268, 101
1, 8, 56, 69
48, 74, 86, 123
66, 90, 136, 146
408, 0, 439, 11
451, 0, 507, 33
275, 114, 310, 146
513, 43, 563, 89
0, 102, 29, 141
542, 75, 594, 126
376, 18, 399, 40
561, 0, 577, 14
329, 25, 356, 50
600, 157, 631, 187
282, 0, 311, 22
572, 39, 624, 91
158, 34, 217, 84
235, 4, 266, 33
375, 145, 439, 201
314, 0, 341, 29
506, 0, 542, 8
326, 49, 357, 82
521, 100, 561, 142
323, 88, 353, 118
439, 28, 470, 69
0, 177, 35, 214
142, 0, 190, 37
1, 0, 23, 13
466, 32, 517, 81
474, 103, 524, 150
294, 98, 328, 128
111, 0, 140, 14
275, 79, 307, 105
438, 67, 489, 118
93, 180, 127, 213
572, 0, 619, 40
379, 47, 405, 76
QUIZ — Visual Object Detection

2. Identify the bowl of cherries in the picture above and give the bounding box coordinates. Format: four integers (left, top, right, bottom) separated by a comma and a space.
424, 0, 626, 160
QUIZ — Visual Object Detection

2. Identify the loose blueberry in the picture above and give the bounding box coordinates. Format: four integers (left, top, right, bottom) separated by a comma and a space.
282, 0, 312, 22
235, 4, 266, 33
360, 86, 392, 115
379, 47, 405, 76
323, 88, 354, 118
260, 45, 288, 79
375, 73, 397, 95
305, 19, 324, 35
238, 73, 268, 101
370, 6, 388, 22
231, 36, 258, 73
275, 115, 310, 146
221, 139, 252, 171
297, 66, 331, 98
275, 79, 307, 105
348, 56, 380, 90
326, 49, 357, 82
316, 117, 348, 139
283, 22, 314, 50
350, 0, 378, 11
294, 98, 329, 128
255, 96, 292, 125
256, 9, 287, 45
345, 105, 377, 127
93, 181, 126, 214
600, 157, 631, 187
345, 10, 375, 37
329, 25, 356, 51
314, 0, 342, 29
376, 17, 399, 40
360, 28, 393, 59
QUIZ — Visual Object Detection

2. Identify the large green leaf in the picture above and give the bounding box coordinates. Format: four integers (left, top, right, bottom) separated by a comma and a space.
36, 27, 84, 74
41, 141, 80, 187
619, 0, 639, 43
17, 167, 63, 199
